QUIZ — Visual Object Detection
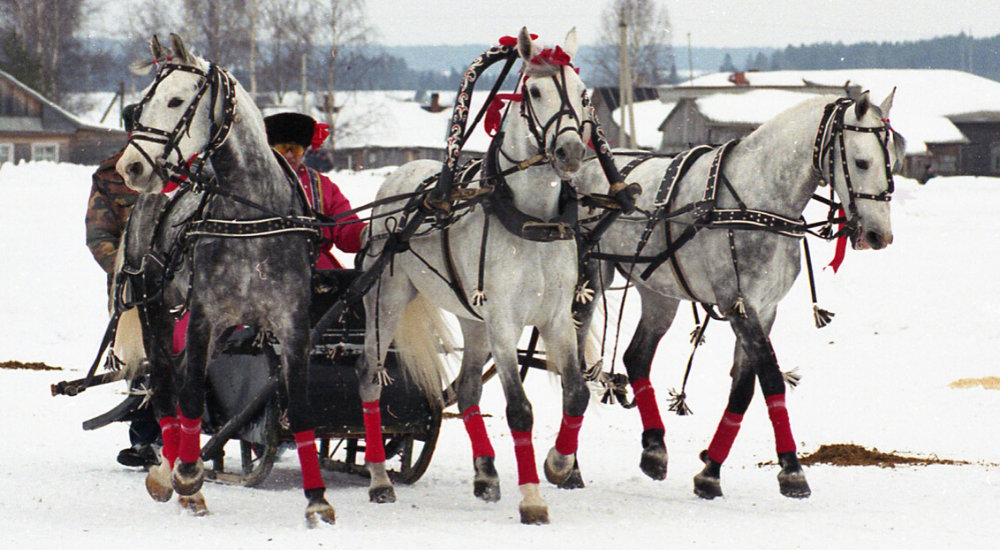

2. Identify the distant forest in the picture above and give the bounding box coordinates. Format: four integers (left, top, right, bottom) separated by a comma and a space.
40, 32, 1000, 94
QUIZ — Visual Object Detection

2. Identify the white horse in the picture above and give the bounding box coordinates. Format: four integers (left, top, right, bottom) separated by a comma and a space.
573, 91, 905, 499
115, 35, 335, 524
358, 28, 593, 524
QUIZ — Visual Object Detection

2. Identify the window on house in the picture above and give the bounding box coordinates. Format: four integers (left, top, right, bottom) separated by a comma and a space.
31, 142, 59, 163
0, 143, 12, 165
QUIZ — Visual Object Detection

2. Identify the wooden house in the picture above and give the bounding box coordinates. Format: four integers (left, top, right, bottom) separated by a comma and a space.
0, 69, 126, 166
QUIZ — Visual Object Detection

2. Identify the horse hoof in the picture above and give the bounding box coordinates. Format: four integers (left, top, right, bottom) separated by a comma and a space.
473, 455, 501, 502
640, 429, 668, 481
178, 492, 209, 516
172, 459, 204, 497
369, 485, 396, 504
778, 452, 811, 499
778, 470, 812, 499
693, 450, 723, 500
519, 503, 550, 525
305, 500, 336, 526
145, 459, 173, 503
556, 458, 585, 490
518, 483, 549, 525
543, 448, 574, 485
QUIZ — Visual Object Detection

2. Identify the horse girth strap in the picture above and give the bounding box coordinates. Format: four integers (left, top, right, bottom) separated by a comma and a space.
483, 189, 578, 242
187, 217, 323, 239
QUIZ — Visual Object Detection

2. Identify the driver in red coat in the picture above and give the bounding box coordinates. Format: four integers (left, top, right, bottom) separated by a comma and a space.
263, 112, 366, 269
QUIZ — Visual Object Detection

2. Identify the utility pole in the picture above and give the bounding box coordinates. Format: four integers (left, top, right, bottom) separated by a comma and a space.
687, 32, 694, 86
301, 52, 309, 114
618, 8, 636, 149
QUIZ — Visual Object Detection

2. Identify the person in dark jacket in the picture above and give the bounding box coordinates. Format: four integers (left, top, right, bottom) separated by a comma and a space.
85, 148, 161, 469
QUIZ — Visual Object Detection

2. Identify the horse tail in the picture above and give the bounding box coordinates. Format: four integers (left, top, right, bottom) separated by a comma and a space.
581, 300, 606, 375
110, 238, 147, 380
392, 295, 458, 408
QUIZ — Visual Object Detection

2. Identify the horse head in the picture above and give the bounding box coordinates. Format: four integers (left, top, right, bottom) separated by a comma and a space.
513, 27, 590, 180
118, 34, 235, 193
821, 90, 905, 251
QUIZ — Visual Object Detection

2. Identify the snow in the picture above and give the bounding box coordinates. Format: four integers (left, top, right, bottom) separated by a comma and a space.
2, 157, 999, 547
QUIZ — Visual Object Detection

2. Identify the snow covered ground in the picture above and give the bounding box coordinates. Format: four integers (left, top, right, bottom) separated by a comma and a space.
1, 161, 997, 548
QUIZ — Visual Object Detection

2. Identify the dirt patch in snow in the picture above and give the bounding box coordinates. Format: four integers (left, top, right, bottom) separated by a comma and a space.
0, 360, 62, 371
791, 444, 967, 468
949, 377, 1000, 390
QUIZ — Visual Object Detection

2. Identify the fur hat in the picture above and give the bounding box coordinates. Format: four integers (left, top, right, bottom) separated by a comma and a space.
264, 112, 316, 148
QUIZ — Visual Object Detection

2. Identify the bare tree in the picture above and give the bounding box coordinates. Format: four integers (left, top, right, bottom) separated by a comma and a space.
590, 0, 673, 87
0, 0, 90, 101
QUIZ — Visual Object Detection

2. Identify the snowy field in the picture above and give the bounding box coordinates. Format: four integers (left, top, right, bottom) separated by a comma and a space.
0, 161, 998, 549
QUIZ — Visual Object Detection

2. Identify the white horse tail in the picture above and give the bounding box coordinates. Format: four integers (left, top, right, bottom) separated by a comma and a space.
581, 300, 606, 377
110, 240, 147, 380
392, 294, 458, 408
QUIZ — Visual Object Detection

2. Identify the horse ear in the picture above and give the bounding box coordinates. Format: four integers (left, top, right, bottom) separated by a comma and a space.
854, 90, 871, 120
564, 27, 578, 62
879, 87, 896, 118
169, 33, 193, 65
517, 27, 539, 63
150, 35, 167, 62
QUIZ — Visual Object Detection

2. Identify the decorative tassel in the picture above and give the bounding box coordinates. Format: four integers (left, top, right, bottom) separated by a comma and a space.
575, 280, 595, 304
667, 388, 693, 416
582, 359, 604, 382
813, 305, 835, 328
729, 297, 747, 318
600, 373, 631, 408
471, 289, 487, 306
130, 380, 154, 409
371, 364, 394, 386
689, 324, 706, 346
782, 367, 802, 389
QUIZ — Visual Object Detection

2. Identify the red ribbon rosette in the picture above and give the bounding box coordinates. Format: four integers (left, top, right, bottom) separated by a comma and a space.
311, 123, 330, 151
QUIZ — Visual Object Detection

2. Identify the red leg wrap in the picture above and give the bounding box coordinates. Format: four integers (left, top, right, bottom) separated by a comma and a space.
294, 430, 324, 491
172, 312, 189, 355
554, 413, 584, 456
766, 394, 797, 454
177, 415, 201, 464
158, 416, 179, 469
362, 400, 386, 463
462, 406, 495, 459
632, 378, 665, 432
707, 410, 744, 464
511, 430, 539, 486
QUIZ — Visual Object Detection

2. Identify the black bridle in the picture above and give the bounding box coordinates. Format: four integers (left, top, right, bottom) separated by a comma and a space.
510, 65, 593, 165
811, 97, 896, 237
126, 61, 237, 190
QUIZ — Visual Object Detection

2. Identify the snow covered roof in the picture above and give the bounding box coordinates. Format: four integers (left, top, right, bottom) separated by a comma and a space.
610, 99, 676, 149
662, 69, 994, 155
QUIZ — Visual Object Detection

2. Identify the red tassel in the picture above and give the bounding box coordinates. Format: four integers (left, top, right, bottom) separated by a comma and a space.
827, 207, 847, 273
498, 34, 537, 47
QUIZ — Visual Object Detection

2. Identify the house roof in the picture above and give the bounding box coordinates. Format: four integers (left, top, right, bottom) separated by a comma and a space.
0, 69, 120, 134
659, 69, 992, 154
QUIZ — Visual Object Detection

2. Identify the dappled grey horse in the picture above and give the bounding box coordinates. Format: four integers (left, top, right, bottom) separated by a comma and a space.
115, 35, 335, 524
573, 91, 904, 499
358, 28, 595, 524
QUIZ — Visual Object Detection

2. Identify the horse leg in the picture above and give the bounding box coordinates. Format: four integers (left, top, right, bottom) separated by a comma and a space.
138, 304, 182, 503
171, 305, 214, 498
540, 317, 589, 489
358, 281, 417, 504
729, 305, 811, 499
621, 288, 680, 481
489, 327, 548, 525
693, 345, 755, 500
455, 319, 500, 502
276, 315, 336, 525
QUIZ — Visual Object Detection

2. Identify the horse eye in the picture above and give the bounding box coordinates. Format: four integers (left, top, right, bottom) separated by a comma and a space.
529, 87, 542, 99
854, 159, 870, 170
168, 98, 185, 108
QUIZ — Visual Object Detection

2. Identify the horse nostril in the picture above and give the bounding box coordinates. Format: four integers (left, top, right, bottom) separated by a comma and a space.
866, 230, 884, 250
555, 146, 568, 161
127, 162, 144, 177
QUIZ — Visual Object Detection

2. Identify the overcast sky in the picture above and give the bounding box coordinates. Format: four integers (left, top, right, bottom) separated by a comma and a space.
362, 0, 1000, 48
